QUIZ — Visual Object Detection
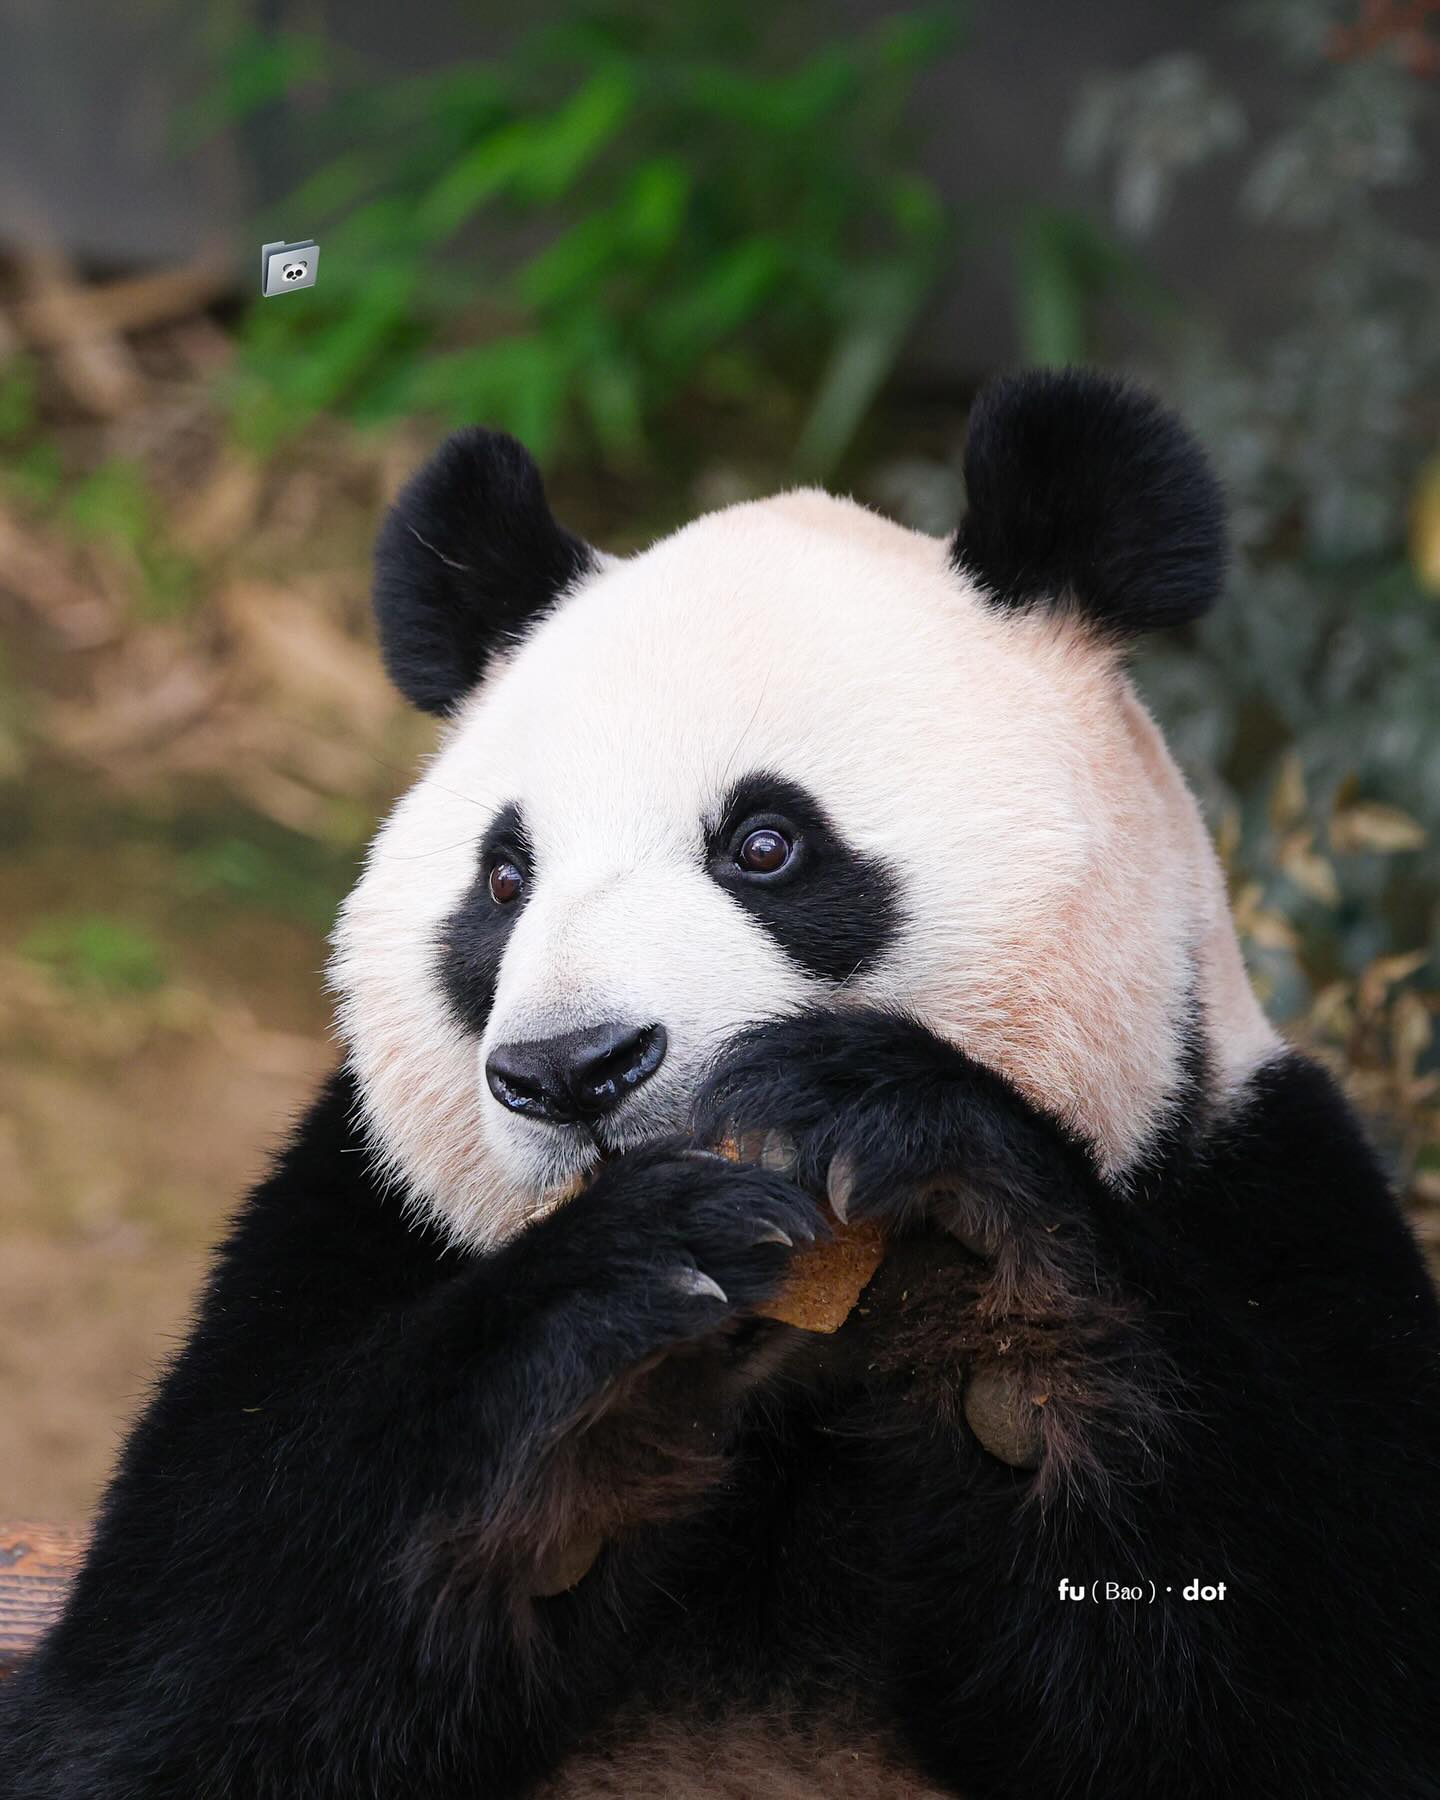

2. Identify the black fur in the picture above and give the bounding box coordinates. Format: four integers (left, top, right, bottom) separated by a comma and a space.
952, 368, 1227, 638
437, 800, 534, 1037
4, 1010, 1437, 1798
705, 772, 903, 984
372, 429, 595, 713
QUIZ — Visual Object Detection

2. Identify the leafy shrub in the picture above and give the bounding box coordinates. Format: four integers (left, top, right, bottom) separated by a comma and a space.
21, 917, 168, 997
212, 5, 957, 474
60, 461, 198, 619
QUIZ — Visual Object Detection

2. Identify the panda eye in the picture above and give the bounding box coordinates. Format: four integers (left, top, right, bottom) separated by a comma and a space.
735, 826, 795, 877
487, 859, 525, 906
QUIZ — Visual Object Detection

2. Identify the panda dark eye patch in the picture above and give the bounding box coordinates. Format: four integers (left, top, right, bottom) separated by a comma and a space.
436, 802, 533, 1037
706, 773, 901, 983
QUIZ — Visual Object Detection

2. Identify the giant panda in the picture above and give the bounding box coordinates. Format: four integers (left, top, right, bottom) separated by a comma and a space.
3, 369, 1437, 1800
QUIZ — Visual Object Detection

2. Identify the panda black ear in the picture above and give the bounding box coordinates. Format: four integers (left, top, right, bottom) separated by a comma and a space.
372, 428, 597, 714
950, 368, 1226, 641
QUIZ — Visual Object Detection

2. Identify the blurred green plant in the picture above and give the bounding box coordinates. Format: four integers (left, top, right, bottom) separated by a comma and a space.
0, 414, 197, 619
21, 916, 169, 997
0, 353, 40, 443
1010, 202, 1168, 366
179, 834, 352, 933
207, 5, 958, 475
59, 460, 199, 619
0, 354, 65, 507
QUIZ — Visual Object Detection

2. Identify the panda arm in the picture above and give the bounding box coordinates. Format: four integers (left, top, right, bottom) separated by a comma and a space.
699, 1010, 1440, 1800
0, 1071, 817, 1800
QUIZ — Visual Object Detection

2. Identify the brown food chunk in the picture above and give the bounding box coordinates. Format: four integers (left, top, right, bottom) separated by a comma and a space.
547, 1139, 886, 1336
756, 1214, 886, 1333
713, 1134, 886, 1334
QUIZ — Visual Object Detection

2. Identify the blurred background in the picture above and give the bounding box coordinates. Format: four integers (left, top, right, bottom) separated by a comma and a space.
1, 0, 1437, 1517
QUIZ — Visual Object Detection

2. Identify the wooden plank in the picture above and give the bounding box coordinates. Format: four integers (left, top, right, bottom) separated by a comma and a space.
0, 1521, 89, 1675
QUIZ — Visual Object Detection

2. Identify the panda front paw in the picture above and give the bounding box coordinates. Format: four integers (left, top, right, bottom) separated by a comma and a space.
694, 1009, 1142, 1475
422, 1149, 828, 1599
520, 1141, 827, 1365
694, 1006, 1092, 1255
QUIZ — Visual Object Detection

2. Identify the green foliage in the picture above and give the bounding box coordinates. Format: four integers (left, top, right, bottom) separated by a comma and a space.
191, 25, 330, 135
0, 391, 196, 617
178, 833, 353, 933
2, 442, 64, 508
0, 355, 39, 443
62, 459, 153, 551
214, 4, 958, 474
0, 355, 63, 506
59, 459, 199, 619
1012, 205, 1168, 366
22, 916, 169, 996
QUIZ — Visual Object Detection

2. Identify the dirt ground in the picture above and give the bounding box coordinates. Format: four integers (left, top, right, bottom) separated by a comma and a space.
0, 831, 337, 1519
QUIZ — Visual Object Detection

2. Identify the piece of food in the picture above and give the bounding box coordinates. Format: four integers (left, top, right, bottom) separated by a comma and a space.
546, 1136, 887, 1335
720, 1134, 886, 1334
757, 1212, 886, 1332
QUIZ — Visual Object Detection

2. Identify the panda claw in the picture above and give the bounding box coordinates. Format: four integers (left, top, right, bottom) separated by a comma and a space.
752, 1223, 793, 1248
758, 1130, 798, 1175
673, 1267, 728, 1305
827, 1152, 858, 1225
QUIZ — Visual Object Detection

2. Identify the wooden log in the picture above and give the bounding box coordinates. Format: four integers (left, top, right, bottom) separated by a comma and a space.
13, 247, 144, 416
0, 1521, 89, 1675
12, 262, 231, 349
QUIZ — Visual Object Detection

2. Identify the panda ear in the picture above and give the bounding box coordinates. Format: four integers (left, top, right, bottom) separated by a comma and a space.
950, 368, 1226, 641
372, 428, 597, 714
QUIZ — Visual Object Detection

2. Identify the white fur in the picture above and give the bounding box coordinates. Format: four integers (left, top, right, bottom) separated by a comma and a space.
330, 490, 1278, 1248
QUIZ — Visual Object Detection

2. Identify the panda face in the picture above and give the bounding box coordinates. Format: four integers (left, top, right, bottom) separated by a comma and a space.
332, 484, 1270, 1249
332, 378, 1279, 1248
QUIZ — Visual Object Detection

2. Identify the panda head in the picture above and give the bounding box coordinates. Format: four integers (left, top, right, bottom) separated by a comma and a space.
331, 369, 1278, 1248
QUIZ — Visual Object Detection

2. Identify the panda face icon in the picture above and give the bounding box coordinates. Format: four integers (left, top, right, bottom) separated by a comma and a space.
261, 240, 320, 296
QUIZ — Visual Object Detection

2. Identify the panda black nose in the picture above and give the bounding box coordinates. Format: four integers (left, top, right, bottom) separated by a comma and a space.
485, 1022, 667, 1125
